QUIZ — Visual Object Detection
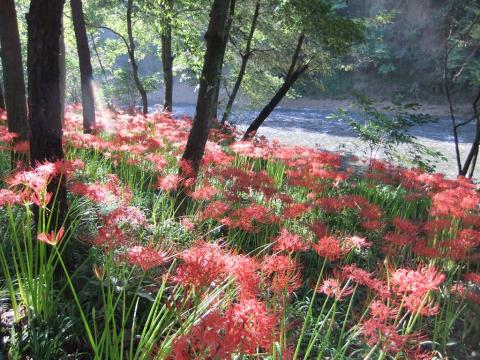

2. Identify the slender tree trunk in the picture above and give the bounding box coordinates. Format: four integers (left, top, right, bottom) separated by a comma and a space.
127, 0, 148, 114
0, 0, 29, 141
27, 0, 67, 227
175, 0, 231, 216
444, 34, 463, 175
211, 0, 236, 121
71, 0, 96, 133
243, 33, 307, 140
161, 0, 174, 112
59, 19, 66, 124
221, 0, 260, 125
461, 90, 480, 177
181, 0, 231, 175
0, 78, 5, 110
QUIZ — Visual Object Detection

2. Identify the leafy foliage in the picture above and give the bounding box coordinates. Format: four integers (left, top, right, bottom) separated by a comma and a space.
332, 94, 446, 171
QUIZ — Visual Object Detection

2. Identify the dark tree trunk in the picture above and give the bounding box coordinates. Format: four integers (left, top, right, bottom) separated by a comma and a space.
161, 0, 174, 112
27, 0, 67, 228
176, 0, 231, 216
181, 0, 232, 176
460, 90, 480, 178
59, 19, 66, 124
243, 33, 307, 140
0, 0, 29, 141
221, 0, 260, 125
127, 0, 148, 115
211, 0, 236, 121
444, 34, 463, 175
71, 0, 96, 133
0, 79, 5, 110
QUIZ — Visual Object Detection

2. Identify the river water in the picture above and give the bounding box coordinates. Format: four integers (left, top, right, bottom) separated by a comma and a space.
165, 103, 477, 179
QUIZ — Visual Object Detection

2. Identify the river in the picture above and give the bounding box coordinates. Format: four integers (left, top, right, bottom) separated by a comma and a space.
150, 101, 477, 179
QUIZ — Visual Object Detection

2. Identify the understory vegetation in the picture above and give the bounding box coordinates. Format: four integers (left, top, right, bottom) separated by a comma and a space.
0, 106, 479, 359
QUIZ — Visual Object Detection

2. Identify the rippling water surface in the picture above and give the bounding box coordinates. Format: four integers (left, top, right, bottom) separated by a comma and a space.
164, 103, 477, 178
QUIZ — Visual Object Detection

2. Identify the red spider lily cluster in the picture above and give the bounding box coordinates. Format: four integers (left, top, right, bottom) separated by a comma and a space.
1, 105, 479, 358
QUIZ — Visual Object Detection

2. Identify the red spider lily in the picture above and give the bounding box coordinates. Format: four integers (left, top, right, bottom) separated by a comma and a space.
318, 278, 354, 301
107, 175, 133, 203
390, 266, 445, 297
92, 224, 129, 251
0, 127, 18, 142
201, 147, 234, 167
37, 227, 65, 246
157, 174, 182, 191
70, 181, 113, 204
171, 311, 226, 359
222, 204, 277, 232
368, 300, 398, 323
223, 299, 277, 355
171, 299, 276, 358
179, 159, 196, 179
189, 184, 218, 200
200, 200, 230, 221
103, 206, 147, 228
403, 293, 440, 316
430, 187, 480, 218
341, 264, 390, 298
33, 190, 53, 208
261, 254, 302, 294
54, 159, 85, 178
282, 203, 310, 219
393, 217, 419, 234
227, 254, 260, 300
456, 228, 480, 248
361, 318, 407, 354
145, 154, 167, 172
174, 241, 228, 288
312, 236, 346, 261
71, 175, 132, 205
0, 189, 22, 207
463, 272, 480, 285
230, 141, 269, 159
180, 217, 195, 231
344, 235, 371, 250
7, 162, 58, 195
273, 229, 309, 253
126, 246, 167, 271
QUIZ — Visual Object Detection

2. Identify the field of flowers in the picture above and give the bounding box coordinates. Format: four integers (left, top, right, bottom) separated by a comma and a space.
0, 105, 479, 359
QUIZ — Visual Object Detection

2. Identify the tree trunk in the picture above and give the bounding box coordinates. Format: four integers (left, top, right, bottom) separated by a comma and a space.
27, 0, 67, 228
243, 33, 307, 140
59, 19, 66, 124
176, 0, 231, 216
127, 0, 148, 114
161, 0, 174, 112
221, 0, 260, 125
0, 78, 5, 110
243, 65, 308, 140
181, 0, 231, 176
460, 90, 480, 178
211, 0, 236, 121
443, 34, 463, 175
0, 0, 29, 141
71, 0, 96, 133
